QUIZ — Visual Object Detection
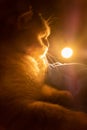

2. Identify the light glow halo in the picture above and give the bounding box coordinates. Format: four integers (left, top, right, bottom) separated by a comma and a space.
61, 47, 73, 59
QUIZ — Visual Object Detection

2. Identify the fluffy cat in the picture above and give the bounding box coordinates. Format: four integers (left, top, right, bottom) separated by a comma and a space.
0, 1, 87, 130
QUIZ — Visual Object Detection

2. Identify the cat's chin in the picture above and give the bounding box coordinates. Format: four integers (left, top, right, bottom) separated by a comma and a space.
40, 47, 48, 59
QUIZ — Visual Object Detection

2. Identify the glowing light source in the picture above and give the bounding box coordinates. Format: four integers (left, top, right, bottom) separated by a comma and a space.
61, 47, 73, 58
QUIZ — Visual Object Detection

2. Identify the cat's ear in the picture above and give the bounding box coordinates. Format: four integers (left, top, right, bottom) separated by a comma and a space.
17, 6, 33, 30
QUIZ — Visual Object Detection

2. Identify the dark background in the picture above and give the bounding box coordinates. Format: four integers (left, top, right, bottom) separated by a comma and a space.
1, 0, 87, 63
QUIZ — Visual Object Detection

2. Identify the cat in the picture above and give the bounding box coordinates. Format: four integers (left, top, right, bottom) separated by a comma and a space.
0, 1, 87, 130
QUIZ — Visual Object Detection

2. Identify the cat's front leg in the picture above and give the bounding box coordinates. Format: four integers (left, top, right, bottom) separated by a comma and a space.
40, 85, 74, 109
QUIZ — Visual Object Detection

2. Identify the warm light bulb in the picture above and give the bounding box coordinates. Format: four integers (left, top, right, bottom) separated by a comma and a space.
61, 47, 73, 58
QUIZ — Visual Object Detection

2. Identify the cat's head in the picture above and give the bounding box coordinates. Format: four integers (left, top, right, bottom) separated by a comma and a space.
16, 9, 50, 59
1, 5, 50, 60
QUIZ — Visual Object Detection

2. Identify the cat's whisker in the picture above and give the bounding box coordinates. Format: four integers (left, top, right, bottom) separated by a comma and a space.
40, 47, 48, 59
47, 53, 57, 61
46, 54, 55, 64
46, 52, 59, 63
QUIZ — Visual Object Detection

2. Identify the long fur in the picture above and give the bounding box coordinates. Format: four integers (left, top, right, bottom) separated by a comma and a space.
0, 1, 87, 130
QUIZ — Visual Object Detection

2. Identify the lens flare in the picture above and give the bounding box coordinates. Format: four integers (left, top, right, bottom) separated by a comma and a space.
61, 47, 73, 59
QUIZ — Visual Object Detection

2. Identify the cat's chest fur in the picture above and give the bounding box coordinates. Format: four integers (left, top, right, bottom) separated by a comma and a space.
0, 46, 46, 103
